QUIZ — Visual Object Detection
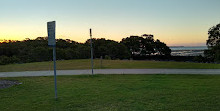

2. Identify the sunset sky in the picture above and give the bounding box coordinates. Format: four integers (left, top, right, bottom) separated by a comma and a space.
0, 0, 220, 46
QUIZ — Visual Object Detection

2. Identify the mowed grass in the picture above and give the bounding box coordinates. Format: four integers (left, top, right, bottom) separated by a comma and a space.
0, 75, 220, 111
0, 59, 219, 72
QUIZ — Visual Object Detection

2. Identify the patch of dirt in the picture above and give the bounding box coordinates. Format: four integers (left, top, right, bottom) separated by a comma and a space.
0, 80, 22, 89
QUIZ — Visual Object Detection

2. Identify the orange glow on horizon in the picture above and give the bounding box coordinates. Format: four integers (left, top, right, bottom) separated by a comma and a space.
0, 23, 208, 46
0, 33, 207, 46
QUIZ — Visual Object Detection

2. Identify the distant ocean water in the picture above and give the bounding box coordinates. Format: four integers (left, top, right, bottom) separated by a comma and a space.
170, 46, 208, 56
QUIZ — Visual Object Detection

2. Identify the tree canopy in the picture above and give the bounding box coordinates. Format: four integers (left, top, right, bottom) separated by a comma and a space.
207, 23, 220, 47
205, 23, 220, 62
121, 35, 171, 56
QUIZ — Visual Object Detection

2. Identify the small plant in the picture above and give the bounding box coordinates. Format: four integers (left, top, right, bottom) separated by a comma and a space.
104, 55, 111, 60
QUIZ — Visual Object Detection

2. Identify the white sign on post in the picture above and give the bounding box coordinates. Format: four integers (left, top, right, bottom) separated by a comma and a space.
47, 21, 56, 46
47, 21, 57, 99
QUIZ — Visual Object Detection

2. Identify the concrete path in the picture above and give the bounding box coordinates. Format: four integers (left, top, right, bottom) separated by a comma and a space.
0, 69, 220, 77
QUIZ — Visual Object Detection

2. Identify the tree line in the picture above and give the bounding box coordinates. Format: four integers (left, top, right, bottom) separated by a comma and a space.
0, 34, 171, 65
1, 21, 220, 65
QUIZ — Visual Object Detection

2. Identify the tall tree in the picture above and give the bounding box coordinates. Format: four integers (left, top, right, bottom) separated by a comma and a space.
207, 23, 220, 47
121, 35, 171, 56
205, 23, 220, 62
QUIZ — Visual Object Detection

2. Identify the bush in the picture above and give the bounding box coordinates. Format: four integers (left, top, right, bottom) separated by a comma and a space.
193, 55, 205, 63
10, 56, 20, 63
0, 56, 21, 65
104, 55, 111, 60
214, 50, 220, 63
0, 56, 10, 65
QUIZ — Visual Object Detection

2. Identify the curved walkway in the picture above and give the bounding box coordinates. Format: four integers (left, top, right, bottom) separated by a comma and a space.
0, 69, 220, 77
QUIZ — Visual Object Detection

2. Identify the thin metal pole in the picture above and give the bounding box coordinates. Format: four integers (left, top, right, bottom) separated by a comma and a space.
90, 29, 94, 75
53, 46, 57, 99
100, 56, 103, 69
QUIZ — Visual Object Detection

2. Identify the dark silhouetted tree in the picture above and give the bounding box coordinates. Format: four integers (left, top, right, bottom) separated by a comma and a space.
205, 23, 220, 62
207, 23, 220, 46
154, 39, 171, 56
121, 35, 171, 57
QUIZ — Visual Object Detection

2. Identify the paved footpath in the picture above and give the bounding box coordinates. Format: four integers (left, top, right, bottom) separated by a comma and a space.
0, 69, 220, 77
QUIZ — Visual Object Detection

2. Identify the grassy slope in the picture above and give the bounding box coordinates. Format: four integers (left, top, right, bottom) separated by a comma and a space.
0, 59, 219, 72
0, 75, 219, 111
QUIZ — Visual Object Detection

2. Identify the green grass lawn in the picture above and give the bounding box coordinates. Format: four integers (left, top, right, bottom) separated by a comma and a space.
0, 75, 219, 111
0, 59, 219, 72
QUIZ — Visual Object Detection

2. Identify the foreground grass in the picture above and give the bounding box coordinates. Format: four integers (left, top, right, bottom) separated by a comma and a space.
0, 75, 220, 111
0, 59, 219, 72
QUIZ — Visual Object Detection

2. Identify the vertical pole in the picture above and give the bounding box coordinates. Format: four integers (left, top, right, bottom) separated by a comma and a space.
90, 29, 94, 75
100, 56, 103, 69
48, 21, 57, 100
53, 46, 57, 99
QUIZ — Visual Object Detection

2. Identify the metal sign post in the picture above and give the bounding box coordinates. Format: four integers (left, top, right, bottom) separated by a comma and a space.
90, 29, 94, 75
100, 56, 103, 69
47, 21, 57, 99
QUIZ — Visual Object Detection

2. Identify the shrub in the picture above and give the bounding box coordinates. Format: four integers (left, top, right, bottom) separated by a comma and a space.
0, 56, 11, 65
104, 55, 111, 60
